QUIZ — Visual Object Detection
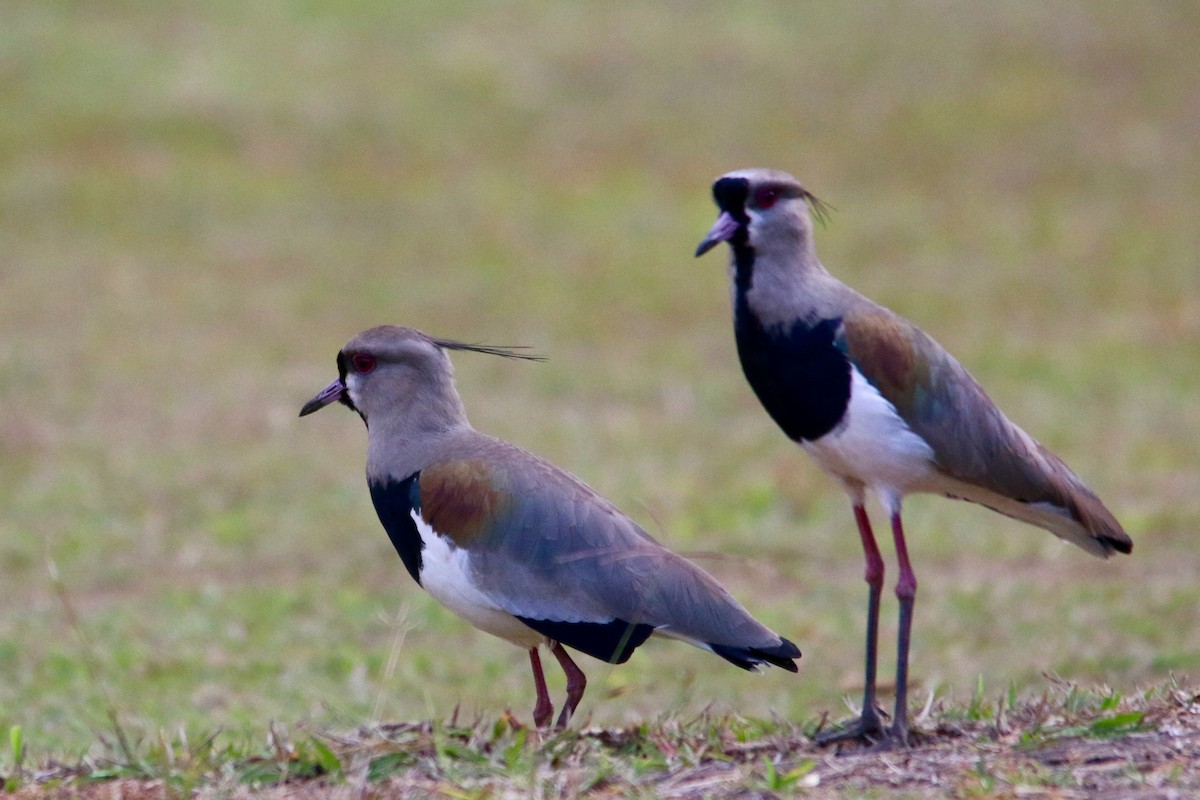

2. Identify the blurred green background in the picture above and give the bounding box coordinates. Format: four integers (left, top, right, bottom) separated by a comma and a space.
2, 1, 1197, 755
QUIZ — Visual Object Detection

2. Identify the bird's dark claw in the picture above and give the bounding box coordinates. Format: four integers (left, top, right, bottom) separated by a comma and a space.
814, 707, 890, 748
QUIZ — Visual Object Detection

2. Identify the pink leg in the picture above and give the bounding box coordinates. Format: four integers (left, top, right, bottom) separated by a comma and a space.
551, 643, 587, 730
857, 503, 886, 726
889, 510, 918, 746
528, 648, 553, 729
817, 503, 887, 745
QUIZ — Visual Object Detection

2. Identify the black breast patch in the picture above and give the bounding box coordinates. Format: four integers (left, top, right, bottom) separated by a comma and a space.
368, 473, 424, 584
734, 298, 853, 443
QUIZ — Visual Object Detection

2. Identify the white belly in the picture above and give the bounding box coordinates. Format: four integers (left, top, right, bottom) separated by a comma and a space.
413, 512, 546, 649
802, 368, 936, 501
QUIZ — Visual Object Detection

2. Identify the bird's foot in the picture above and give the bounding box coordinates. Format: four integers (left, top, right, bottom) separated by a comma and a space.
814, 708, 887, 747
861, 724, 910, 752
817, 715, 914, 753
531, 700, 553, 731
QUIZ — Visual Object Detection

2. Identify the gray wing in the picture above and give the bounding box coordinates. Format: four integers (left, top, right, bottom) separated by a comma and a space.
417, 437, 789, 653
840, 307, 1129, 554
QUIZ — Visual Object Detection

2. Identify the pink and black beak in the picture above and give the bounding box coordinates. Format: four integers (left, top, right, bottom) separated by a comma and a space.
299, 378, 346, 417
300, 352, 356, 417
695, 211, 742, 257
696, 175, 753, 257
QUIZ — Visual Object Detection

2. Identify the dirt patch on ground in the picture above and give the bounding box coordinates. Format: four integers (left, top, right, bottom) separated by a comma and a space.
10, 684, 1200, 798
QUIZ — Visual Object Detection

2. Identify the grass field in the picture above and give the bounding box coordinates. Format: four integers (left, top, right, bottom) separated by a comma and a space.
2, 0, 1199, 791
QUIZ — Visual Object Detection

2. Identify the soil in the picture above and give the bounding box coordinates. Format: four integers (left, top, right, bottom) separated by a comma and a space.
10, 686, 1200, 799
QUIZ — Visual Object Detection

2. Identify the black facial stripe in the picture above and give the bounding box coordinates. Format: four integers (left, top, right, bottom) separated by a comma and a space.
711, 176, 755, 290
732, 236, 756, 294
334, 350, 359, 414
712, 176, 751, 222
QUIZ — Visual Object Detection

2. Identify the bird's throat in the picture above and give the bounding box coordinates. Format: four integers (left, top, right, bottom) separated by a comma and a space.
732, 241, 756, 296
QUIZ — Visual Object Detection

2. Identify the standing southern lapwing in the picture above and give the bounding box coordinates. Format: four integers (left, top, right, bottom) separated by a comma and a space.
695, 168, 1130, 748
299, 325, 800, 729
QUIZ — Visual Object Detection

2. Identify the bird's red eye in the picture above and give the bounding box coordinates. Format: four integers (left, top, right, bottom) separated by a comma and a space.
350, 353, 377, 374
754, 187, 780, 209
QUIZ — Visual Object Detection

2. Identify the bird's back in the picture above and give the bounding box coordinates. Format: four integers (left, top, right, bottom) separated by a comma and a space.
413, 432, 797, 655
838, 302, 1131, 557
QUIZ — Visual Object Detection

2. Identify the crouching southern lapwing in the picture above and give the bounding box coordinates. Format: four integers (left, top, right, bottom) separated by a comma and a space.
695, 169, 1130, 748
300, 325, 800, 729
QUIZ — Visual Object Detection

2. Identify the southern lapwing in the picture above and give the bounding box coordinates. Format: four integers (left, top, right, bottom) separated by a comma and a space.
695, 168, 1131, 748
299, 325, 800, 729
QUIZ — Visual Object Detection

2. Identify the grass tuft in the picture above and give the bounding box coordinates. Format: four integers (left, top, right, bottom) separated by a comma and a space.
8, 680, 1200, 797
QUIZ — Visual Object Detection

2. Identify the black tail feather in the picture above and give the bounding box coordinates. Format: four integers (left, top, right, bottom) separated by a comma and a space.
710, 637, 801, 673
1104, 533, 1133, 555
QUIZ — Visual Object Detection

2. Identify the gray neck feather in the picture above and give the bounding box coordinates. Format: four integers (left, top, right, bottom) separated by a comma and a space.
733, 232, 858, 330
363, 369, 473, 481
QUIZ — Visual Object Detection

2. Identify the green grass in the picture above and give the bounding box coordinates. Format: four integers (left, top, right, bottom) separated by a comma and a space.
1, 0, 1198, 781
4, 681, 1196, 797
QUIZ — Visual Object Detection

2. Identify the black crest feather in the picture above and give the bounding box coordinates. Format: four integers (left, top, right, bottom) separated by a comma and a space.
431, 337, 546, 362
801, 189, 834, 227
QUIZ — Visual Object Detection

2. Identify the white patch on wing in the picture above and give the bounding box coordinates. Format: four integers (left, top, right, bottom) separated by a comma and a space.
802, 367, 936, 503
413, 512, 546, 649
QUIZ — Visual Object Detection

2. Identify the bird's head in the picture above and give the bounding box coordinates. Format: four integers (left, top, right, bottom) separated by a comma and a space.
300, 325, 541, 433
695, 168, 829, 264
